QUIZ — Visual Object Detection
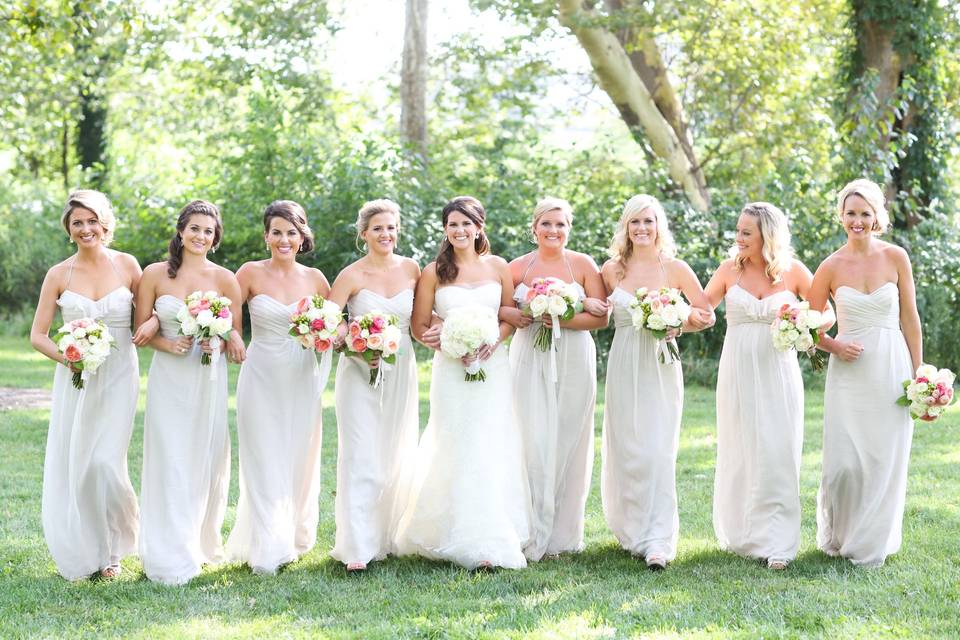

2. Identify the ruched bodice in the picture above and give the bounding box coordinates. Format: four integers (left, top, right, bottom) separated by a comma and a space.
610, 288, 635, 328
835, 283, 900, 332
347, 289, 414, 332
57, 287, 133, 330
724, 285, 796, 326
435, 282, 501, 318
248, 295, 297, 344
155, 295, 186, 339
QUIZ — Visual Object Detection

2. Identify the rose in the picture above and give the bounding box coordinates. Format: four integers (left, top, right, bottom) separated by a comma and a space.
209, 317, 232, 336
383, 338, 400, 355
349, 322, 361, 337
372, 316, 386, 331
72, 326, 88, 339
314, 337, 332, 352
181, 315, 199, 335
529, 295, 549, 316
660, 305, 681, 326
296, 297, 310, 314
64, 344, 82, 363
795, 333, 814, 352
647, 314, 667, 331
366, 333, 383, 349
217, 308, 230, 319
547, 295, 568, 316
310, 318, 325, 331
351, 337, 367, 352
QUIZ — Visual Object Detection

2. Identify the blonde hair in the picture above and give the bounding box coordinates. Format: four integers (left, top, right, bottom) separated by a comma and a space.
606, 194, 677, 276
836, 178, 889, 234
356, 199, 401, 249
731, 202, 794, 284
532, 196, 573, 233
60, 189, 116, 246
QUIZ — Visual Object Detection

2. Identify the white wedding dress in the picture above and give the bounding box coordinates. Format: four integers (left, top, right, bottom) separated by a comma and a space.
601, 287, 683, 561
331, 289, 418, 566
510, 281, 595, 560
713, 284, 804, 564
817, 283, 913, 566
43, 286, 139, 580
394, 282, 531, 569
140, 295, 230, 585
225, 294, 330, 574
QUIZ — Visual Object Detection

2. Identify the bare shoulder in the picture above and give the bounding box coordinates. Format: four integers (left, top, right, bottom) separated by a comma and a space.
599, 258, 619, 277
663, 256, 693, 275
483, 254, 508, 269
398, 256, 421, 276
509, 251, 535, 268
567, 250, 600, 270
421, 261, 438, 280
880, 240, 909, 263
305, 264, 330, 286
789, 258, 813, 278
113, 251, 141, 271
142, 261, 168, 279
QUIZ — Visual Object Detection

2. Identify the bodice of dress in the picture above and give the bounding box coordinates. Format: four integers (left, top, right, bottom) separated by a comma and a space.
57, 287, 133, 329
155, 295, 186, 339
513, 281, 586, 307
724, 285, 796, 327
247, 295, 299, 345
347, 289, 414, 332
435, 282, 501, 319
835, 283, 900, 332
609, 287, 636, 329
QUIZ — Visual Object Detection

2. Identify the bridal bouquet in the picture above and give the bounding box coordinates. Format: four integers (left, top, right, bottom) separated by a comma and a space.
897, 365, 956, 422
770, 301, 828, 371
177, 290, 233, 365
53, 318, 116, 389
343, 311, 402, 386
628, 287, 691, 363
521, 276, 582, 351
289, 295, 343, 354
440, 306, 500, 382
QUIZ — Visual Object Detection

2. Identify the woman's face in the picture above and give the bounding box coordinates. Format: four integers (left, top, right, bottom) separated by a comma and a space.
68, 207, 105, 247
363, 211, 398, 255
265, 216, 302, 258
840, 194, 876, 239
445, 210, 479, 251
626, 207, 657, 249
534, 209, 569, 249
735, 213, 762, 259
181, 213, 217, 256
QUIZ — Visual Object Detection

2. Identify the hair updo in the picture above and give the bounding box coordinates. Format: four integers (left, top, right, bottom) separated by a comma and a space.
60, 189, 116, 246
263, 200, 314, 253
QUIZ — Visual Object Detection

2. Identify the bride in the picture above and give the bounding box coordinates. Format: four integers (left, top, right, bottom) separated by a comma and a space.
393, 195, 531, 570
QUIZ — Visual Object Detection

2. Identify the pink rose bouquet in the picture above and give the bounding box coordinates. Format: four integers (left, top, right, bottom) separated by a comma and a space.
176, 290, 233, 365
343, 311, 402, 386
53, 317, 116, 389
897, 365, 956, 422
770, 301, 829, 371
522, 276, 582, 351
289, 294, 343, 354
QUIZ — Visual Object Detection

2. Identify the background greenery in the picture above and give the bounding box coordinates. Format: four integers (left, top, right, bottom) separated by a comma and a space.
1, 337, 958, 638
2, 0, 959, 380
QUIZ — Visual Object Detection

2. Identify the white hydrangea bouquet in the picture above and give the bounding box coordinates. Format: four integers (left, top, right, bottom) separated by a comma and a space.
897, 365, 956, 422
628, 286, 691, 363
770, 301, 828, 371
177, 290, 233, 366
440, 305, 500, 382
521, 276, 583, 351
53, 318, 116, 389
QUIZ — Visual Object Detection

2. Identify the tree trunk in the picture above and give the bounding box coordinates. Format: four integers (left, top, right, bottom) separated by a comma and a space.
401, 0, 428, 159
557, 0, 709, 211
78, 82, 107, 182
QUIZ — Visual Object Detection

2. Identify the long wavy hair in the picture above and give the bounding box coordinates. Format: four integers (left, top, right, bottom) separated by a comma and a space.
263, 200, 314, 253
167, 200, 223, 279
435, 196, 490, 283
606, 194, 676, 278
730, 202, 794, 284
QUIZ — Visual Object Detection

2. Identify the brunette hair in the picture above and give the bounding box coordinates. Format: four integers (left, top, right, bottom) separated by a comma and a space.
263, 200, 314, 253
167, 200, 223, 279
436, 196, 490, 283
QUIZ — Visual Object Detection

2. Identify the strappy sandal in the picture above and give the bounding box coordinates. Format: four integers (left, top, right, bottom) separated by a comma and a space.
99, 563, 122, 579
767, 559, 789, 571
645, 555, 667, 571
345, 562, 367, 572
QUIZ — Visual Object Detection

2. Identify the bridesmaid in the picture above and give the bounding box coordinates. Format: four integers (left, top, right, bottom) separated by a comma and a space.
328, 199, 420, 572
394, 195, 531, 570
808, 179, 920, 567
599, 195, 714, 570
500, 197, 607, 561
704, 202, 814, 570
30, 190, 155, 580
136, 200, 245, 585
225, 200, 331, 575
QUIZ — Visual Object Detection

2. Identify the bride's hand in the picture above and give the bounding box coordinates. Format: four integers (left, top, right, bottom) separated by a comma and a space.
476, 341, 498, 361
834, 340, 864, 362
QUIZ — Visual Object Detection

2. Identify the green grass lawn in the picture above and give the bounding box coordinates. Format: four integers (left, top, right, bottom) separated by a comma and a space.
0, 335, 958, 639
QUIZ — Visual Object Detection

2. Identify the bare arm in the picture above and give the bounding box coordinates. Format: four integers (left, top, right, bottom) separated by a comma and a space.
135, 266, 191, 355
500, 255, 532, 329
703, 261, 731, 310
221, 269, 246, 363
327, 265, 357, 309
412, 264, 439, 348
894, 248, 923, 371
558, 255, 609, 330
675, 260, 715, 333
30, 266, 69, 365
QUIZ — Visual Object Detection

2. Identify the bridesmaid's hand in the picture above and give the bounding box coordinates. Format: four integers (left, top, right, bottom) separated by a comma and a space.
226, 331, 246, 364
582, 297, 609, 317
333, 321, 347, 350
363, 353, 381, 368
665, 327, 681, 340
687, 307, 714, 330
501, 306, 532, 329
168, 335, 193, 356
421, 323, 442, 350
133, 313, 160, 346
460, 352, 478, 367
834, 340, 864, 362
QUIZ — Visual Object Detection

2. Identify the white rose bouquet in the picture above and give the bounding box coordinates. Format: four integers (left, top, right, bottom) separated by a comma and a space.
770, 301, 829, 371
897, 364, 956, 422
440, 305, 500, 382
628, 286, 692, 363
521, 276, 583, 351
53, 317, 116, 389
176, 290, 233, 366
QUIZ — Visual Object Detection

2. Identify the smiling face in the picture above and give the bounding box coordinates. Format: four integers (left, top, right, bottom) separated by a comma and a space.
444, 210, 479, 251
180, 213, 217, 256
735, 213, 763, 260
362, 211, 398, 255
533, 209, 570, 249
68, 207, 106, 247
840, 194, 876, 239
265, 216, 302, 258
626, 207, 657, 250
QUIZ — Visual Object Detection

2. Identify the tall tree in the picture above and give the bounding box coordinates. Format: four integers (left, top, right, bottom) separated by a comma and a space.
401, 0, 429, 158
